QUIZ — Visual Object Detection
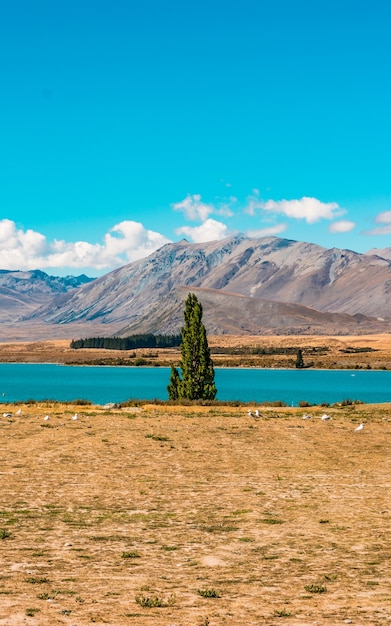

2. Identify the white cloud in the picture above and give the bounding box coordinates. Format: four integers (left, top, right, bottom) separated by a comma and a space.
104, 221, 170, 262
363, 224, 391, 236
245, 195, 344, 223
374, 210, 391, 223
246, 224, 287, 238
0, 219, 171, 273
362, 210, 391, 236
329, 220, 355, 233
172, 194, 233, 220
175, 219, 230, 243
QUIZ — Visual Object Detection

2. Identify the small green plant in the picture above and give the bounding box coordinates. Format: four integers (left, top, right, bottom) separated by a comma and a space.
135, 593, 175, 607
202, 524, 238, 533
145, 434, 169, 441
304, 584, 327, 593
25, 577, 50, 584
260, 518, 284, 525
122, 551, 141, 559
134, 357, 149, 366
197, 588, 221, 598
274, 609, 292, 617
0, 528, 11, 539
25, 608, 40, 617
51, 589, 76, 596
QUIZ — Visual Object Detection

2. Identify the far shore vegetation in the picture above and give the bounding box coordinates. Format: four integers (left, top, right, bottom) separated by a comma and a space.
68, 333, 381, 370
70, 333, 181, 350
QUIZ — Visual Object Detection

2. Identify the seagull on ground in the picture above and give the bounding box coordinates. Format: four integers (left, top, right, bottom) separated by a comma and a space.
321, 414, 332, 421
355, 423, 364, 431
15, 408, 22, 415
302, 414, 312, 419
72, 413, 78, 420
43, 415, 50, 421
3, 412, 12, 417
248, 410, 254, 417
255, 409, 261, 417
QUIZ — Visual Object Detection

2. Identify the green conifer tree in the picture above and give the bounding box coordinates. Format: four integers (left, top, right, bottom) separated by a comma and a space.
167, 293, 217, 400
167, 364, 181, 400
295, 348, 305, 369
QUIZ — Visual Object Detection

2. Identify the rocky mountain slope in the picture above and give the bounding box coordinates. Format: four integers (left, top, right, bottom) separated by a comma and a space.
0, 270, 93, 323
23, 234, 391, 333
116, 286, 391, 336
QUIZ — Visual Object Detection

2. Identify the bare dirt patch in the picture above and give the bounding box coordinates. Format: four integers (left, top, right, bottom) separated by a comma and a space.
0, 402, 390, 624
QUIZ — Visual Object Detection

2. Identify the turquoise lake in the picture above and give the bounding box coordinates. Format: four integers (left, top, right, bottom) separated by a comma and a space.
0, 364, 390, 405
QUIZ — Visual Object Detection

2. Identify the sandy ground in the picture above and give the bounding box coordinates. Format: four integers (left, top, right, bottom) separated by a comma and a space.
0, 402, 390, 625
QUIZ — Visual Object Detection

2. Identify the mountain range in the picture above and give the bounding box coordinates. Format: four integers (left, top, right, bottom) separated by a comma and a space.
3, 235, 391, 339
0, 270, 92, 324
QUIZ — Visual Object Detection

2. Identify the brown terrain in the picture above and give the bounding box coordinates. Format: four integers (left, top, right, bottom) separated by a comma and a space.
18, 237, 391, 335
1, 333, 391, 369
1, 401, 390, 625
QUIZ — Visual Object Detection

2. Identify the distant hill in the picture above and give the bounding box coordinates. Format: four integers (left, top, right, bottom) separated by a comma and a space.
365, 246, 391, 261
17, 234, 391, 337
0, 270, 94, 323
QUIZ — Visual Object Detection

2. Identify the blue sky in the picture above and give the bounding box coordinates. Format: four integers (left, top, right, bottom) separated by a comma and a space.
1, 0, 390, 276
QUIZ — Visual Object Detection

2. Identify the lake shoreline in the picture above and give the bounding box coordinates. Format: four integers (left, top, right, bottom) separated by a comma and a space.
1, 363, 390, 406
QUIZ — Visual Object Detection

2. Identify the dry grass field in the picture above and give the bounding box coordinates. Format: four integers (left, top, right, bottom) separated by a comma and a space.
1, 333, 391, 369
1, 402, 390, 625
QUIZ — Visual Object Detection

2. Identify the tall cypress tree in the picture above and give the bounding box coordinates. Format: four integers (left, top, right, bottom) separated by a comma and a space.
167, 293, 217, 400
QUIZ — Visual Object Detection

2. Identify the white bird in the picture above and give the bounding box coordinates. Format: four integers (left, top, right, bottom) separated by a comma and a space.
321, 414, 332, 421
3, 412, 12, 417
72, 413, 78, 420
255, 409, 261, 417
15, 408, 22, 415
43, 415, 50, 421
355, 423, 364, 431
248, 410, 253, 417
302, 414, 312, 419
